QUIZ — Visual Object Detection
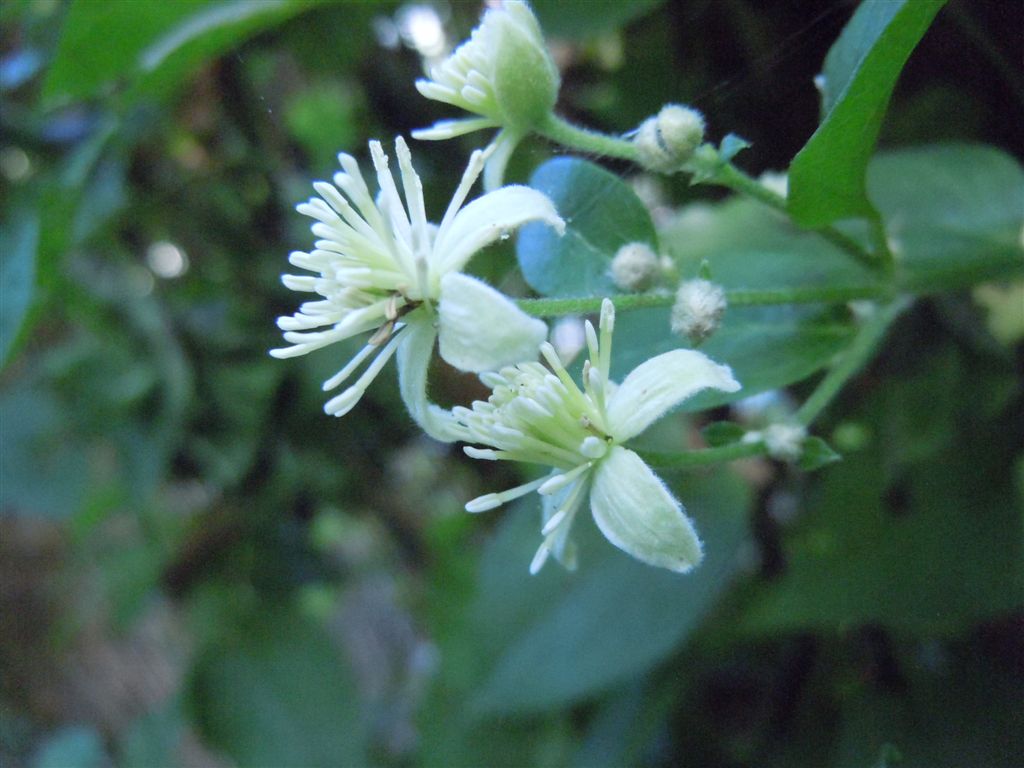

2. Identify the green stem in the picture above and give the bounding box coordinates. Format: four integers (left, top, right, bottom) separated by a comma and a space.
867, 210, 896, 275
639, 439, 768, 470
795, 297, 910, 426
714, 162, 877, 270
516, 284, 887, 318
537, 113, 640, 163
635, 296, 909, 471
538, 113, 880, 273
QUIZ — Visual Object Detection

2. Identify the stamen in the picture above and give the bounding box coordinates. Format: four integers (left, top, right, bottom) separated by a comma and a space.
367, 320, 395, 346
579, 436, 607, 459
322, 342, 379, 391
322, 330, 404, 415
415, 255, 432, 310
538, 462, 592, 495
394, 137, 430, 260
465, 494, 502, 513
464, 473, 551, 513
584, 319, 600, 363
541, 508, 569, 536
463, 447, 500, 460
529, 542, 551, 575
599, 298, 615, 382
322, 385, 364, 418
437, 147, 489, 240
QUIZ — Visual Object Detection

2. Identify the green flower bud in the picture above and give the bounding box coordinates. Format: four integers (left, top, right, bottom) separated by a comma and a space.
491, 1, 560, 132
414, 1, 559, 141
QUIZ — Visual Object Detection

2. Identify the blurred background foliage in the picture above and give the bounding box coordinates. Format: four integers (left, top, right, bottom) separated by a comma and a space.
1, 0, 1022, 766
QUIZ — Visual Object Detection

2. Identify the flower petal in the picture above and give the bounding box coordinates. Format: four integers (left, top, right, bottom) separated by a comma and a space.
606, 349, 740, 442
395, 313, 464, 443
432, 185, 564, 275
437, 272, 548, 373
590, 446, 703, 572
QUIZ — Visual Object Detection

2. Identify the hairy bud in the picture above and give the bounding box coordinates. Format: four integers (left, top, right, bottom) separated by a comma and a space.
670, 278, 726, 344
609, 242, 660, 291
634, 104, 705, 173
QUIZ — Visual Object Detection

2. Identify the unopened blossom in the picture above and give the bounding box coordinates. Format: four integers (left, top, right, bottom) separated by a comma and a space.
270, 136, 564, 441
634, 104, 706, 173
609, 241, 660, 291
455, 299, 740, 573
414, 0, 557, 139
671, 278, 727, 344
751, 423, 807, 462
413, 0, 558, 189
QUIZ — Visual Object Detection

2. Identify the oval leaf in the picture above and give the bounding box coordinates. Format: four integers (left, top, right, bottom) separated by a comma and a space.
517, 157, 657, 297
466, 469, 750, 715
188, 613, 367, 768
868, 144, 1024, 292
788, 0, 946, 227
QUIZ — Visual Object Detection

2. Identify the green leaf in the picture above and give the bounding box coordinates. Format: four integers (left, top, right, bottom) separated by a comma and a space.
517, 157, 657, 297
45, 0, 198, 102
868, 144, 1024, 292
614, 304, 856, 412
740, 344, 1023, 636
688, 134, 751, 184
788, 0, 946, 227
640, 189, 884, 411
0, 208, 37, 366
702, 421, 746, 447
798, 436, 841, 472
188, 612, 367, 768
466, 469, 750, 715
836, 651, 1024, 767
661, 196, 879, 292
0, 383, 90, 518
530, 0, 664, 39
44, 0, 313, 105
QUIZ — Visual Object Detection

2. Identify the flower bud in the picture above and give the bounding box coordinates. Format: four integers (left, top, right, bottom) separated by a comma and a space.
762, 423, 807, 462
491, 1, 560, 132
414, 1, 559, 140
634, 104, 705, 173
670, 278, 726, 344
609, 241, 660, 291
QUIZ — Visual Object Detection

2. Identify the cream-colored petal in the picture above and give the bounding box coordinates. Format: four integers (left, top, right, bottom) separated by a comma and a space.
437, 272, 547, 373
590, 447, 703, 572
432, 185, 564, 275
606, 349, 740, 442
395, 314, 463, 443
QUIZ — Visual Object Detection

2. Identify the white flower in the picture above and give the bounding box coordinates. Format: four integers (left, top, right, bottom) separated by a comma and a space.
412, 0, 557, 141
412, 0, 558, 190
270, 136, 564, 441
455, 299, 740, 573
